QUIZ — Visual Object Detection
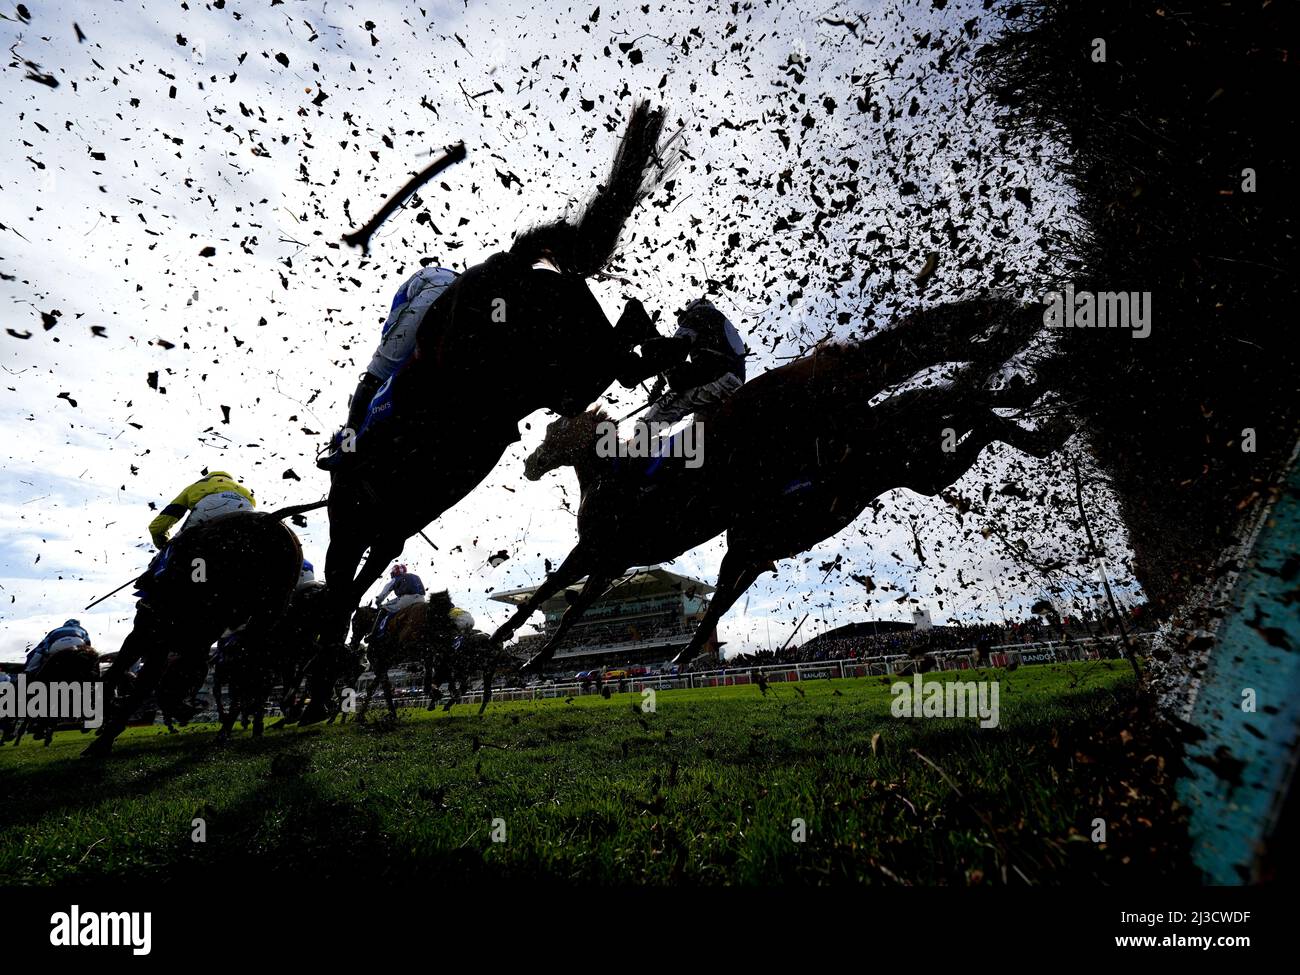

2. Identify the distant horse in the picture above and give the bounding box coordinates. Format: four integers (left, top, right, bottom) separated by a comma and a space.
83, 509, 305, 758
307, 100, 682, 721
497, 300, 1069, 670
9, 644, 100, 746
358, 592, 492, 720
213, 581, 331, 739
153, 649, 211, 732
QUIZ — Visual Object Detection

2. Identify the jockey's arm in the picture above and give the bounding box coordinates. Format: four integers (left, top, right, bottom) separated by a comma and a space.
374, 578, 397, 606
148, 485, 196, 550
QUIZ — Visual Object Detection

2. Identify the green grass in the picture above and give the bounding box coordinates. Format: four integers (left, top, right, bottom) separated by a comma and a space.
0, 661, 1193, 884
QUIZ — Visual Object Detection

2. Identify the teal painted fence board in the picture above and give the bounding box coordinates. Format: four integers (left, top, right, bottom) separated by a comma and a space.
1180, 458, 1300, 883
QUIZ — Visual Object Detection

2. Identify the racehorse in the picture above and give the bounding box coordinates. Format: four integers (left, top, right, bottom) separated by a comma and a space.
357, 593, 493, 720
83, 508, 306, 758
213, 581, 331, 739
8, 644, 101, 747
358, 593, 452, 721
493, 299, 1070, 670
307, 100, 683, 721
671, 346, 1068, 666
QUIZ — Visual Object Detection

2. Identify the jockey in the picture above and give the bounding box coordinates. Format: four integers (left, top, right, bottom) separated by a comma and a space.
25, 619, 91, 675
318, 263, 460, 470
642, 297, 747, 426
298, 558, 318, 589
148, 471, 255, 551
370, 564, 427, 639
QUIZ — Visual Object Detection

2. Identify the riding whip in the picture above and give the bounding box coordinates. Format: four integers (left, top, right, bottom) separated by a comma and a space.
84, 576, 140, 611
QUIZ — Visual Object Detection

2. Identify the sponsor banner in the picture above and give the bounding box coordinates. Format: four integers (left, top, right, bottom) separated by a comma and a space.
1018, 649, 1059, 665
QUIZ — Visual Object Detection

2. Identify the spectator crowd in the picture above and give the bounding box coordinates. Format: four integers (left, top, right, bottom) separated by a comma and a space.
694, 611, 1141, 671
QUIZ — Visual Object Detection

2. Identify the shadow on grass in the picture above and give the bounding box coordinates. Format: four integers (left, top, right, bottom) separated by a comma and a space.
2, 671, 1192, 885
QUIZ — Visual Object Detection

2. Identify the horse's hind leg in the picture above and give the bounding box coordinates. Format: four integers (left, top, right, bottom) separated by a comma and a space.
381, 669, 398, 722
213, 667, 232, 740
359, 656, 395, 723
357, 669, 378, 723
672, 544, 769, 666
83, 616, 180, 758
252, 672, 267, 737
304, 537, 403, 724
419, 619, 436, 711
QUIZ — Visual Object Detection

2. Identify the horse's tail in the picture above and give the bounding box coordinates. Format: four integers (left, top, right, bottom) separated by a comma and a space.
511, 100, 683, 277
264, 499, 329, 521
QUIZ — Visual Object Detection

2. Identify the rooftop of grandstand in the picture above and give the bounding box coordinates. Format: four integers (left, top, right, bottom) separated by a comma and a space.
490, 565, 715, 610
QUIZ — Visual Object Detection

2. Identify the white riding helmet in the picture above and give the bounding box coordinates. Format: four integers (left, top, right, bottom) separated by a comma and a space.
449, 607, 475, 632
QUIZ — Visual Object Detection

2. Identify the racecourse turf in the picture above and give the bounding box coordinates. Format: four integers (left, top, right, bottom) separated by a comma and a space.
0, 660, 1194, 884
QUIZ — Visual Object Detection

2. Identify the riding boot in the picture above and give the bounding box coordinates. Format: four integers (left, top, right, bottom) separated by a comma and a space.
614, 297, 656, 348
318, 373, 383, 470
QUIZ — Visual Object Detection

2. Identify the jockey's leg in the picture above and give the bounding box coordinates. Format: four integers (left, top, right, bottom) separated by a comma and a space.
642, 394, 686, 426
83, 613, 177, 757
317, 373, 384, 469
345, 373, 385, 441
643, 372, 741, 426
613, 297, 655, 348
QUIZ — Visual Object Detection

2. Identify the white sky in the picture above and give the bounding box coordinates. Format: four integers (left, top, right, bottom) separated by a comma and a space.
0, 0, 1141, 662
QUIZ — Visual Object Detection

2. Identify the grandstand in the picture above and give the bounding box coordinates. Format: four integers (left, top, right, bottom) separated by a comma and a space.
491, 566, 717, 675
